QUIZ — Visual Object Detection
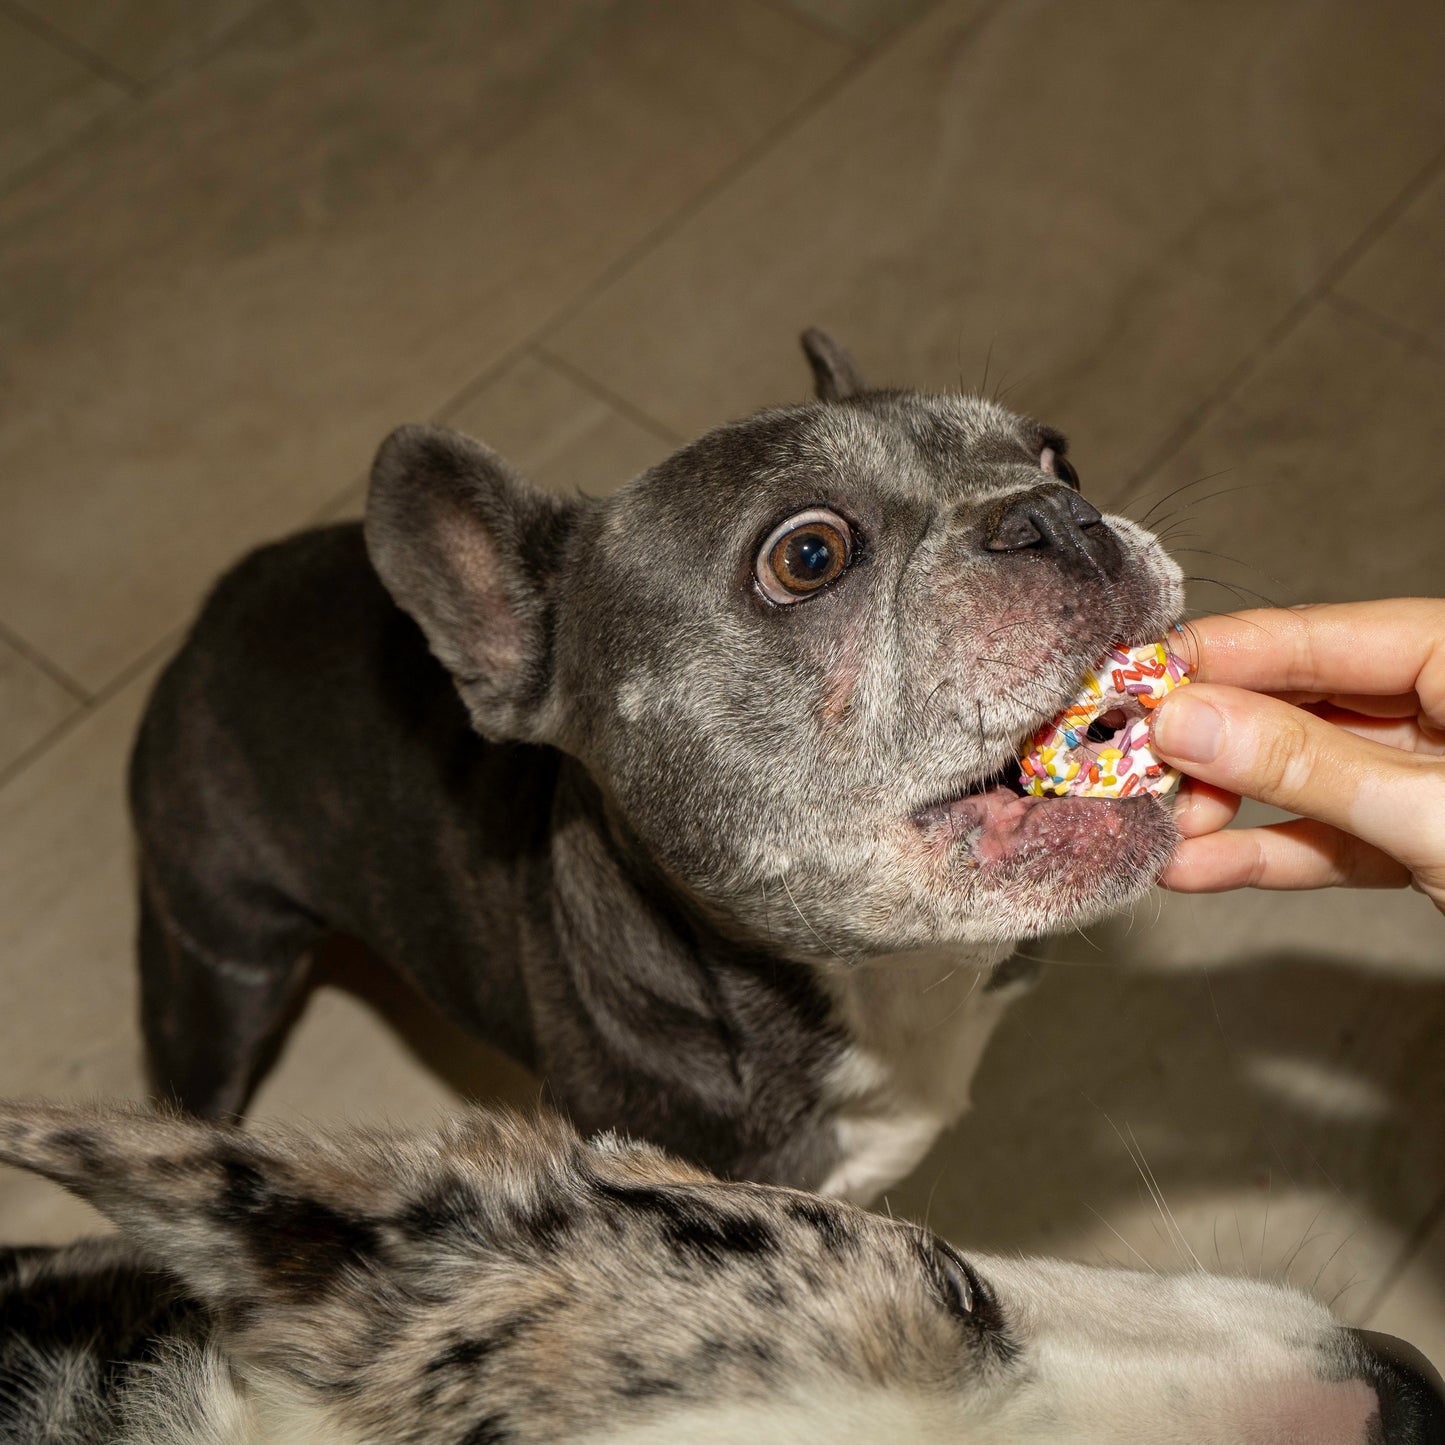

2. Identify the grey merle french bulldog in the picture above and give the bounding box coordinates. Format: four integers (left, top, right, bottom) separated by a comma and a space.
130, 330, 1183, 1201
5, 1099, 1441, 1445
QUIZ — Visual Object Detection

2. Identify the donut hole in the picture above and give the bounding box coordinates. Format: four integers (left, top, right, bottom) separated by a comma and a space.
1084, 708, 1130, 744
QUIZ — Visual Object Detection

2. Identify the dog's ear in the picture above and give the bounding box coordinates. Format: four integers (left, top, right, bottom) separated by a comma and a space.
365, 423, 582, 743
0, 1101, 594, 1308
800, 327, 866, 402
0, 1100, 405, 1307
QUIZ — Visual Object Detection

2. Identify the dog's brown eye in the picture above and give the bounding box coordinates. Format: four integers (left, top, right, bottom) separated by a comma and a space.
1040, 445, 1080, 490
756, 509, 852, 604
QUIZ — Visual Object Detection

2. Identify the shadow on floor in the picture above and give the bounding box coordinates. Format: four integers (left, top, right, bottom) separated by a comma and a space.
302, 928, 1445, 1314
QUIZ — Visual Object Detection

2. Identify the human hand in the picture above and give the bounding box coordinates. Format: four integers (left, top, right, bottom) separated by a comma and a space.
1148, 600, 1445, 916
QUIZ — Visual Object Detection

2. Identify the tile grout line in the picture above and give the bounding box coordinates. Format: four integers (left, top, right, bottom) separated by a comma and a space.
3, 0, 987, 786
749, 0, 868, 50
530, 0, 989, 356
312, 473, 368, 523
0, 0, 288, 208
432, 344, 548, 432
1120, 139, 1445, 501
430, 0, 1001, 440
0, 617, 91, 703
366, 0, 980, 488
533, 345, 686, 447
430, 66, 883, 428
0, 0, 141, 93
0, 624, 182, 798
1322, 289, 1445, 371
131, 0, 288, 97
0, 89, 131, 203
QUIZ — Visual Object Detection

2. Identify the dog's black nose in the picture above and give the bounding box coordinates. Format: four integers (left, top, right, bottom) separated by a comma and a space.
1348, 1328, 1445, 1443
982, 485, 1115, 570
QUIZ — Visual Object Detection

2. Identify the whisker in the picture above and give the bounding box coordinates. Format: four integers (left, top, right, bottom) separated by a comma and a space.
978, 620, 1036, 643
1009, 948, 1056, 965
1129, 1120, 1204, 1273
1170, 548, 1286, 589
1260, 1173, 1272, 1280
1181, 608, 1278, 639
1184, 575, 1283, 610
779, 873, 845, 963
1134, 468, 1237, 526
1294, 1136, 1357, 1220
921, 1165, 947, 1233
926, 967, 983, 1032
1277, 1205, 1327, 1282
1143, 481, 1261, 531
1311, 1230, 1359, 1296
1328, 1273, 1364, 1311
994, 368, 1037, 404
1100, 1108, 1203, 1273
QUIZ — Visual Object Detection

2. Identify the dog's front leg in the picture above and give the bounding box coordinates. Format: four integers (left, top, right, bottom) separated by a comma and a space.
136, 863, 313, 1120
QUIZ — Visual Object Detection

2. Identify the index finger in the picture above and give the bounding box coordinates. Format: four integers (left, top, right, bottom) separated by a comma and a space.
1179, 600, 1445, 725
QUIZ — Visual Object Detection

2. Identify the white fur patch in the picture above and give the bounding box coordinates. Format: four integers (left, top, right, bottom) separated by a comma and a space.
617, 672, 658, 723
815, 943, 1017, 1203
574, 1383, 960, 1445
569, 1265, 1373, 1444
114, 1352, 359, 1445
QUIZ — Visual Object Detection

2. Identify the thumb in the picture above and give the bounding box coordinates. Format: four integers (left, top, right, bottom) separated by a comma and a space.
1150, 683, 1445, 883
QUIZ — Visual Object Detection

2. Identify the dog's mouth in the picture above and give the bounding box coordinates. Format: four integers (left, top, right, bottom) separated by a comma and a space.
911, 638, 1190, 875
912, 765, 1059, 866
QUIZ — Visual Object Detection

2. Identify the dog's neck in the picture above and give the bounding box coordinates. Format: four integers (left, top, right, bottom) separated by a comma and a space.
537, 761, 1032, 1200
535, 762, 841, 1173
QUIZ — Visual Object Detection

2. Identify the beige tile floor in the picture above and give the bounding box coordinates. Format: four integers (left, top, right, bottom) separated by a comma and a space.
1, 0, 1443, 1365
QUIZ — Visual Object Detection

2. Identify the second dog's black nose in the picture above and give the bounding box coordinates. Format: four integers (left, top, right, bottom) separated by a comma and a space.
1348, 1328, 1445, 1443
983, 485, 1114, 570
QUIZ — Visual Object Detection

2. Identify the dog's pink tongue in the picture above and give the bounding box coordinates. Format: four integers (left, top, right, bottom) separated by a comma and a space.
969, 789, 1038, 863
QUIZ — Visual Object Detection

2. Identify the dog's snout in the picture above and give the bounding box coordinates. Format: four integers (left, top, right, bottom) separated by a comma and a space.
982, 485, 1115, 570
1348, 1328, 1445, 1443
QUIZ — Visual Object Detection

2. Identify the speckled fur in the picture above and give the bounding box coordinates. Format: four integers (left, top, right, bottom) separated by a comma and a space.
0, 1101, 1403, 1445
131, 333, 1182, 1200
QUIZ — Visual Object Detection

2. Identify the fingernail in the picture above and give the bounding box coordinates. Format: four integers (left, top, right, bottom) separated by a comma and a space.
1151, 691, 1223, 764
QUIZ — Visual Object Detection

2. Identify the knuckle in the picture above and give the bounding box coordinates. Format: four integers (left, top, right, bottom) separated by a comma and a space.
1242, 834, 1272, 890
1330, 829, 1370, 888
1247, 710, 1313, 802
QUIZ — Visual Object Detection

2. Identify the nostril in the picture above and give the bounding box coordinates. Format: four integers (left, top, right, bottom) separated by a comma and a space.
982, 485, 1112, 563
1067, 492, 1102, 529
984, 508, 1045, 551
1348, 1328, 1445, 1444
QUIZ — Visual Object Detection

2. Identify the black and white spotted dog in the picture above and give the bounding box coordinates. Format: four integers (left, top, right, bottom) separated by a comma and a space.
2, 1100, 1441, 1444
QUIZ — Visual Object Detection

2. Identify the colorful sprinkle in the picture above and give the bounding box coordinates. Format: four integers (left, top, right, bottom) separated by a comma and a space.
1017, 638, 1194, 800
